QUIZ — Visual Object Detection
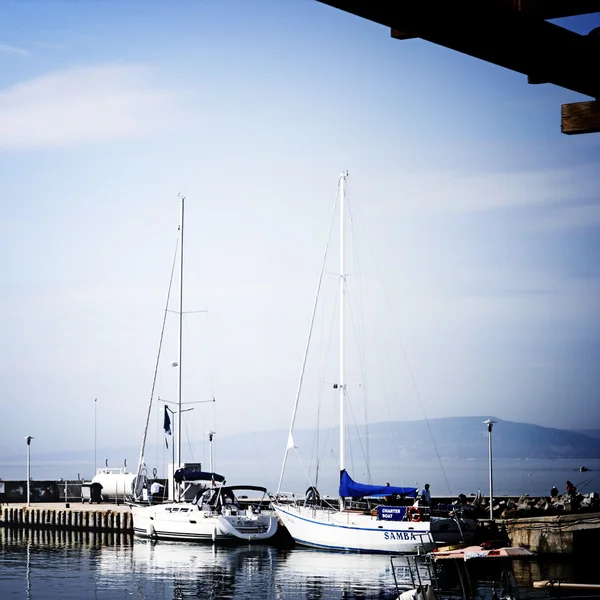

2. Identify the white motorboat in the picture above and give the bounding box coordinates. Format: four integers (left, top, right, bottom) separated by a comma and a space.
131, 476, 277, 542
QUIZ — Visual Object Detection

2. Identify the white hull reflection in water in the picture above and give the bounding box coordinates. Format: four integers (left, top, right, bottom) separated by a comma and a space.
277, 547, 433, 595
0, 527, 594, 600
128, 541, 432, 598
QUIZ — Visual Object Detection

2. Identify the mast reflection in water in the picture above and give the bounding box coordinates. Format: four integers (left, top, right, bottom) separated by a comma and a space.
0, 527, 590, 600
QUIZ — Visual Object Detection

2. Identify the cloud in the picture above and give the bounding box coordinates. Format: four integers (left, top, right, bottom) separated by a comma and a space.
366, 161, 599, 225
0, 64, 181, 148
0, 43, 28, 56
529, 200, 600, 231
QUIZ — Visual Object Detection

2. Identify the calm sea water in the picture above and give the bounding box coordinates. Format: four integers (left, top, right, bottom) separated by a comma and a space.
0, 527, 594, 600
2, 458, 599, 499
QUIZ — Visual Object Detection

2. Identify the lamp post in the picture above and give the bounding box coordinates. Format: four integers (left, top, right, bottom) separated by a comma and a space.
483, 419, 496, 520
25, 436, 33, 506
94, 398, 97, 473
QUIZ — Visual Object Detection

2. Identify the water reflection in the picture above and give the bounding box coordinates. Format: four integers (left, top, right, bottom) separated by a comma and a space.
0, 528, 589, 600
26, 535, 31, 600
128, 541, 279, 600
0, 525, 132, 548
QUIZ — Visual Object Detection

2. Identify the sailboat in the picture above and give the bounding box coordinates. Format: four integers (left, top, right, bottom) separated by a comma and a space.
130, 196, 278, 543
271, 172, 472, 553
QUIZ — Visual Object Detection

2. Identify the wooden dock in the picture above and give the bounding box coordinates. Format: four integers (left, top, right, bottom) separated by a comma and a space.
0, 502, 133, 533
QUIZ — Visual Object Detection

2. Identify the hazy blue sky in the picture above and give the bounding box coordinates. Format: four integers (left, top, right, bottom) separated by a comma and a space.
1, 1, 599, 466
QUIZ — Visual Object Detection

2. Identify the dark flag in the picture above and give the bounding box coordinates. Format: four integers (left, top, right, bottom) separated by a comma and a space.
164, 406, 172, 448
164, 406, 172, 434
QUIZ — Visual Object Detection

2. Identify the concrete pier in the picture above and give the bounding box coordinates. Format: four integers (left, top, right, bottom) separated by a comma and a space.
0, 503, 133, 533
501, 511, 600, 554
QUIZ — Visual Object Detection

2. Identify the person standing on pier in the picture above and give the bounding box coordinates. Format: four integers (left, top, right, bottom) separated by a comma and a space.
419, 483, 431, 506
150, 481, 163, 504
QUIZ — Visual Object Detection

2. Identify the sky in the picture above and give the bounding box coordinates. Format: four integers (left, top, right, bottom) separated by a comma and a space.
1, 1, 599, 470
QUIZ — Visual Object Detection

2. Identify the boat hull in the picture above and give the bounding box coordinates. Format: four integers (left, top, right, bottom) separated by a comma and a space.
131, 504, 278, 543
430, 516, 477, 545
272, 503, 435, 554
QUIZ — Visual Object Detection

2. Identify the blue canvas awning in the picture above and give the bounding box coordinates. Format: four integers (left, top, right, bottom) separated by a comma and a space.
339, 469, 417, 499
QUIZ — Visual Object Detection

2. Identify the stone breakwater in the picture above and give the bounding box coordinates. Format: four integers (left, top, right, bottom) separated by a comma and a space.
0, 503, 133, 533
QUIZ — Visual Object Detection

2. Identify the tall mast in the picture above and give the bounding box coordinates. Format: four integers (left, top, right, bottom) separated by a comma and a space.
176, 195, 185, 482
339, 171, 347, 506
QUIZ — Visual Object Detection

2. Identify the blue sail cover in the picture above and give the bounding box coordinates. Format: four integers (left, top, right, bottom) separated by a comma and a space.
339, 470, 417, 499
174, 469, 225, 483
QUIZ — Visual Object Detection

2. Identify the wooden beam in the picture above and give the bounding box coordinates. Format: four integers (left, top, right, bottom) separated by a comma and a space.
390, 2, 600, 42
317, 0, 600, 99
391, 28, 416, 40
513, 0, 600, 20
561, 100, 600, 134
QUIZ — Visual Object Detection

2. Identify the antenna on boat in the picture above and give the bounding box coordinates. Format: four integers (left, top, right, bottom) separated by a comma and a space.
339, 170, 348, 512
175, 193, 185, 500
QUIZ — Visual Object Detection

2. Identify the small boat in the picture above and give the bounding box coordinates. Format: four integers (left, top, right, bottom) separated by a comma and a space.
130, 196, 278, 544
432, 544, 534, 560
429, 544, 534, 600
533, 580, 600, 591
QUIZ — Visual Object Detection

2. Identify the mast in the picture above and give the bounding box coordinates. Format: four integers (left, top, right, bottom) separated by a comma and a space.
339, 171, 347, 510
176, 195, 185, 495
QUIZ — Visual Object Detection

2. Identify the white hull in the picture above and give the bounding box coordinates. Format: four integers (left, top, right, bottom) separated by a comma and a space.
273, 503, 435, 554
131, 503, 278, 543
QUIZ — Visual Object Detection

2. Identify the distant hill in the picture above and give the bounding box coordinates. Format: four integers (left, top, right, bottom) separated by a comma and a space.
570, 429, 600, 440
216, 417, 600, 463
6, 417, 600, 468
362, 417, 600, 460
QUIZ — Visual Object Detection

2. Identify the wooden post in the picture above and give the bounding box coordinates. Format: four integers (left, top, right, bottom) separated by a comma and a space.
562, 100, 600, 134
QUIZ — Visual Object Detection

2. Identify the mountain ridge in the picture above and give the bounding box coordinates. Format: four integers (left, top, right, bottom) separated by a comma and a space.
6, 416, 599, 466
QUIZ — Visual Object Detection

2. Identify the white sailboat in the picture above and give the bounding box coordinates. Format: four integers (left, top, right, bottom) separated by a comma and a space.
130, 196, 278, 543
271, 172, 472, 553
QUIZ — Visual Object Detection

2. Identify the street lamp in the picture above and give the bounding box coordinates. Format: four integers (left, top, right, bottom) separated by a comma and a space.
483, 419, 496, 520
25, 436, 33, 506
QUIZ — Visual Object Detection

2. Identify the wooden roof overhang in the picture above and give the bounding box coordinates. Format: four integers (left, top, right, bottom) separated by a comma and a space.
316, 0, 600, 134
